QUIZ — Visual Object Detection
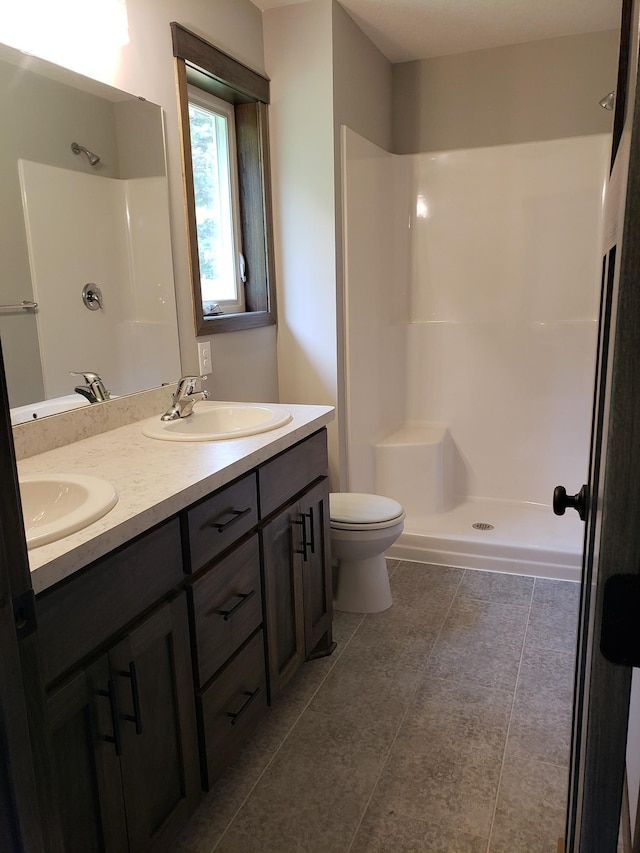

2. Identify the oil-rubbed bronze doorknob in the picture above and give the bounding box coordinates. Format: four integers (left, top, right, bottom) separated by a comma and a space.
553, 484, 588, 521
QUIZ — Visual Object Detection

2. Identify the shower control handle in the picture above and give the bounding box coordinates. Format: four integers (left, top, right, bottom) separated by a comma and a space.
553, 484, 588, 522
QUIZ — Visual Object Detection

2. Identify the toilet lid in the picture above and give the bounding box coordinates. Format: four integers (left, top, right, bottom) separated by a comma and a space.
329, 492, 404, 524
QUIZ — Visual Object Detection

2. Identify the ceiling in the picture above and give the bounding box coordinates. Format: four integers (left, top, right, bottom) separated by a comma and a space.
251, 0, 621, 63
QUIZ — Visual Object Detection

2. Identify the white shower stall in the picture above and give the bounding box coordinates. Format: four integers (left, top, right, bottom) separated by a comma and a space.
341, 127, 610, 580
18, 160, 180, 404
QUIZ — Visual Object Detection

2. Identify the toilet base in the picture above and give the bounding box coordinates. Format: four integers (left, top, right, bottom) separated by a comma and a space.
333, 553, 392, 613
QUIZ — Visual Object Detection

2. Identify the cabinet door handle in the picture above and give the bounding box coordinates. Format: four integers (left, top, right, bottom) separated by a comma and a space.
303, 509, 315, 555
207, 506, 252, 533
213, 589, 256, 621
226, 687, 261, 726
294, 516, 308, 561
99, 679, 122, 756
121, 662, 143, 735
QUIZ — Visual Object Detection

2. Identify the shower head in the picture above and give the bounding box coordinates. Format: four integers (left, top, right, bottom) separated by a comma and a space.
599, 92, 615, 111
71, 141, 100, 166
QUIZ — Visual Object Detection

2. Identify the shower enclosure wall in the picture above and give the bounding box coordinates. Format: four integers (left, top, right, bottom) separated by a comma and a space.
341, 127, 610, 580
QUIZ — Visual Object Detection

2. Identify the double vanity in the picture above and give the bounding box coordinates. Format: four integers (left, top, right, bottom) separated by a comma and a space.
17, 399, 334, 852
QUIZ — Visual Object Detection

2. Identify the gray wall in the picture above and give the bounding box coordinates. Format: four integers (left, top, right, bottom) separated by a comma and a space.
332, 1, 393, 152
393, 30, 620, 154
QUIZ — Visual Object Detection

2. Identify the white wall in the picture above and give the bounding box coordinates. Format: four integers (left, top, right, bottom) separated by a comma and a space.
343, 131, 609, 507
264, 0, 339, 481
263, 0, 393, 488
3, 0, 280, 405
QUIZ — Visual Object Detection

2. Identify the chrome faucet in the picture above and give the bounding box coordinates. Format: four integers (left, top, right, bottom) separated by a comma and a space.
161, 375, 210, 421
71, 371, 110, 403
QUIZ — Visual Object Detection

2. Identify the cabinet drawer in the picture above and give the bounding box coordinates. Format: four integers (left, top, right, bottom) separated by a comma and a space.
258, 429, 328, 518
189, 535, 262, 687
37, 518, 183, 686
186, 473, 258, 573
197, 630, 267, 790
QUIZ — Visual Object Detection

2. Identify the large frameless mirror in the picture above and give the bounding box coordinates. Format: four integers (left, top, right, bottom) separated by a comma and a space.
0, 42, 181, 424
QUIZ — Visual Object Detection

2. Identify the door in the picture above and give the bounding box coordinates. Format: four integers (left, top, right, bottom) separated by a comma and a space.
299, 478, 335, 659
261, 501, 306, 700
111, 596, 199, 853
563, 0, 640, 848
46, 657, 128, 853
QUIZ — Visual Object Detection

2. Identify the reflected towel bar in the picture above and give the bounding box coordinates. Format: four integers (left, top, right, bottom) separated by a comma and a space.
0, 300, 38, 312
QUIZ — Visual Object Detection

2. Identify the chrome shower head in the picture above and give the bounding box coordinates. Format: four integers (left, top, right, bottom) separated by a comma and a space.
71, 141, 101, 166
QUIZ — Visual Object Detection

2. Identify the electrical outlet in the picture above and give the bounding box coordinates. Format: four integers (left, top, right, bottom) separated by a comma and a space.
198, 341, 212, 376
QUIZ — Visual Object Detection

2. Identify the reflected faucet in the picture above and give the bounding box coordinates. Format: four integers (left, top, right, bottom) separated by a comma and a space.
71, 371, 110, 403
161, 375, 209, 420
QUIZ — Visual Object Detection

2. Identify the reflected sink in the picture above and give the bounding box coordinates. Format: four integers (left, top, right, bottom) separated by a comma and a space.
142, 401, 292, 442
20, 474, 118, 549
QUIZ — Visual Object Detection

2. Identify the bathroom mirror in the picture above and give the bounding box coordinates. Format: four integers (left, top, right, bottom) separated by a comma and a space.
0, 42, 181, 423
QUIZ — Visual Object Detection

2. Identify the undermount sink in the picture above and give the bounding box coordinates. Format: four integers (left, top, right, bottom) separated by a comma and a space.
20, 474, 118, 549
141, 401, 292, 442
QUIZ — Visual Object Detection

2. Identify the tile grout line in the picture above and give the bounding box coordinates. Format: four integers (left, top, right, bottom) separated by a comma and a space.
485, 576, 537, 852
344, 565, 468, 853
210, 612, 365, 852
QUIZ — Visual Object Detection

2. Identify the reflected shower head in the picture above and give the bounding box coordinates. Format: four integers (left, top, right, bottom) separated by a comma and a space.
71, 141, 100, 166
599, 92, 615, 111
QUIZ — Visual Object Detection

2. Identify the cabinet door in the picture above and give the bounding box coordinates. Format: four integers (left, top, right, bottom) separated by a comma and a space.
47, 656, 128, 853
110, 595, 199, 853
300, 478, 334, 658
261, 502, 306, 700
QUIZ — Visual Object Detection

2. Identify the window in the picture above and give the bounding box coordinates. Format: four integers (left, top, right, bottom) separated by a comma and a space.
171, 23, 276, 335
188, 87, 244, 315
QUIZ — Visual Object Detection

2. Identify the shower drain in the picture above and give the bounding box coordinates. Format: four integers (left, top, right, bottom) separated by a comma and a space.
472, 522, 495, 531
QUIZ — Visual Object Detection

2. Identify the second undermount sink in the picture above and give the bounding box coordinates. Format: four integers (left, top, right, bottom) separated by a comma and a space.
141, 401, 292, 442
20, 473, 118, 549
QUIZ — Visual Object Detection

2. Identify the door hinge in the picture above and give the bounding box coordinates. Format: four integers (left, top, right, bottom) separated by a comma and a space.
600, 574, 640, 666
12, 589, 37, 641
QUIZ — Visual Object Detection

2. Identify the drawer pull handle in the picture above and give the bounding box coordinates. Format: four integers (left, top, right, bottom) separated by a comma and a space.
99, 680, 122, 756
208, 506, 252, 533
214, 589, 256, 621
226, 687, 261, 726
122, 662, 143, 735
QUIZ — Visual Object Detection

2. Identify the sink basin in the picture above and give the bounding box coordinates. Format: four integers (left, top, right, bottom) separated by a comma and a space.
142, 401, 292, 442
20, 474, 118, 549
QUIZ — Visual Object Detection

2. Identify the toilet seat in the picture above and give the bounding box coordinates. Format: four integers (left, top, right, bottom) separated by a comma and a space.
330, 492, 404, 531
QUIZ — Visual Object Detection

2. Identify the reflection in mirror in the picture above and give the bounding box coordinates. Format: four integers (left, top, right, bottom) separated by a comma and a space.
0, 43, 181, 424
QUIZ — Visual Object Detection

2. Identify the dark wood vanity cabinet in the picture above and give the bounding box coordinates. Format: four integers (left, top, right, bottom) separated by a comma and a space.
184, 498, 268, 791
35, 426, 333, 849
259, 431, 334, 700
38, 520, 199, 853
46, 595, 199, 853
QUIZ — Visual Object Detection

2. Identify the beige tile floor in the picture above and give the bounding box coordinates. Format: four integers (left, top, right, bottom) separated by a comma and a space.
173, 561, 579, 853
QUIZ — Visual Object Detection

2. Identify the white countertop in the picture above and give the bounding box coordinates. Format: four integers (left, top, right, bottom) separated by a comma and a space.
18, 404, 334, 594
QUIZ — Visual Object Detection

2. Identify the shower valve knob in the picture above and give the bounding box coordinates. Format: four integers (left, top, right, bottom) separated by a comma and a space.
553, 484, 588, 521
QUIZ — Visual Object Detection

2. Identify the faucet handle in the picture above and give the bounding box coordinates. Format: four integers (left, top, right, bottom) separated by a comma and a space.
175, 375, 208, 396
70, 371, 110, 402
70, 371, 103, 383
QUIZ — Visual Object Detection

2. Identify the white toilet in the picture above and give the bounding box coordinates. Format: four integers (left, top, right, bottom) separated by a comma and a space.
330, 492, 405, 613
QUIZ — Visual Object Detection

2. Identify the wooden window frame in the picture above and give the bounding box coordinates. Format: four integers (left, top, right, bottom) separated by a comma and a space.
171, 23, 277, 335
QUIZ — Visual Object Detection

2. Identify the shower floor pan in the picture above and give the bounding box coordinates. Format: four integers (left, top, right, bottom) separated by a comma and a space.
387, 497, 583, 582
